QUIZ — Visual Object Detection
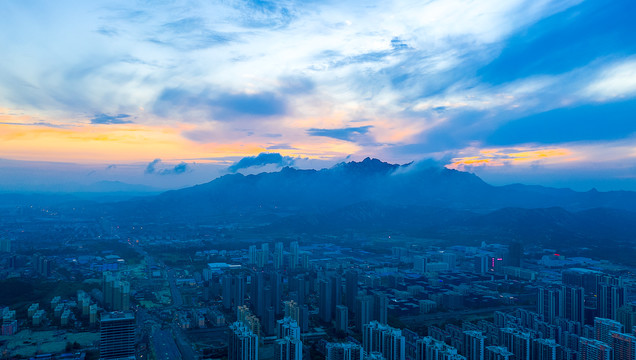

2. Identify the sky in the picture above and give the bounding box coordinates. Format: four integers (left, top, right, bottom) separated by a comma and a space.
1, 0, 636, 192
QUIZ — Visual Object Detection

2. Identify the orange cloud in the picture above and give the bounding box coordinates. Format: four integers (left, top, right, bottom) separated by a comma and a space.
448, 147, 572, 170
0, 113, 363, 164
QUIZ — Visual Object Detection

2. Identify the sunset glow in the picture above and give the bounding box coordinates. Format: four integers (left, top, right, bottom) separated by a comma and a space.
1, 0, 635, 190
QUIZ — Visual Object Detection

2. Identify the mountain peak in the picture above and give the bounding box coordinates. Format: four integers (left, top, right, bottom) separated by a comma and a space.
334, 157, 401, 175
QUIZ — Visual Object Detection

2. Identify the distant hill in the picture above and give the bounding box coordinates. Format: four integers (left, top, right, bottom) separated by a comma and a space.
0, 181, 160, 206
7, 158, 635, 247
117, 157, 636, 217
85, 158, 636, 246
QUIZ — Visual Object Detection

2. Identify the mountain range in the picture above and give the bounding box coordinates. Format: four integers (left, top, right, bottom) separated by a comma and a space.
7, 158, 636, 252
92, 158, 636, 248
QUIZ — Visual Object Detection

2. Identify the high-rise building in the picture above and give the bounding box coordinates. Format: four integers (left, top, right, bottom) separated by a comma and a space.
102, 273, 130, 311
284, 300, 300, 323
256, 249, 265, 268
276, 317, 300, 340
363, 321, 406, 360
474, 255, 489, 275
32, 253, 51, 277
598, 284, 626, 320
274, 243, 284, 270
289, 242, 299, 270
326, 342, 363, 360
103, 272, 115, 309
538, 287, 561, 324
300, 305, 309, 333
618, 304, 636, 335
331, 274, 343, 318
249, 245, 257, 265
595, 317, 623, 345
78, 290, 91, 317
237, 305, 261, 338
229, 321, 259, 360
100, 311, 136, 360
290, 274, 306, 306
223, 274, 246, 310
561, 285, 585, 324
89, 305, 97, 326
579, 337, 612, 360
464, 331, 485, 360
499, 328, 532, 360
443, 252, 458, 271
562, 268, 602, 294
373, 293, 388, 325
223, 274, 233, 310
320, 279, 332, 323
264, 306, 276, 336
485, 346, 513, 360
507, 242, 523, 267
611, 331, 636, 360
346, 271, 359, 316
275, 337, 302, 360
299, 252, 310, 269
532, 338, 558, 360
262, 243, 270, 259
263, 271, 283, 316
356, 295, 373, 331
416, 336, 465, 360
336, 305, 348, 333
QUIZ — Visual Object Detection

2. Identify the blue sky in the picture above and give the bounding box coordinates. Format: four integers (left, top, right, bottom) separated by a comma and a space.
1, 0, 635, 191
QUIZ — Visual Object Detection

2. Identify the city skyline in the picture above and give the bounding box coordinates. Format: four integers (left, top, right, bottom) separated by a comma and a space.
1, 0, 636, 191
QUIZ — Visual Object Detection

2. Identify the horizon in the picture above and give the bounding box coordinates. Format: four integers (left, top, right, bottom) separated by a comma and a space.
0, 155, 628, 194
1, 0, 636, 191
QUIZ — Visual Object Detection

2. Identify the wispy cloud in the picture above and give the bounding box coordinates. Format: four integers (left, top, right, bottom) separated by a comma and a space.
228, 152, 295, 172
153, 88, 287, 121
90, 113, 133, 125
307, 126, 373, 142
145, 158, 191, 175
582, 57, 636, 101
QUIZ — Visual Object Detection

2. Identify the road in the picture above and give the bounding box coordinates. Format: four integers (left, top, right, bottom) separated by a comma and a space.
151, 328, 182, 360
166, 268, 184, 307
132, 245, 194, 359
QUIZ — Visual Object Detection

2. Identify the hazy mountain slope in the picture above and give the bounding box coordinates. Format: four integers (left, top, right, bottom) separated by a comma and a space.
114, 158, 636, 223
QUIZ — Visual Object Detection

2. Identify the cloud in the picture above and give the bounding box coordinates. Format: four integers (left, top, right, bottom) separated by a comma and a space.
145, 159, 161, 174
278, 76, 315, 95
171, 162, 189, 174
448, 146, 572, 170
152, 17, 236, 50
90, 113, 133, 125
228, 152, 295, 172
153, 88, 287, 121
2, 0, 636, 192
232, 0, 296, 29
145, 158, 191, 175
213, 92, 287, 119
307, 126, 373, 142
477, 0, 636, 85
0, 121, 67, 128
266, 144, 297, 150
582, 57, 636, 101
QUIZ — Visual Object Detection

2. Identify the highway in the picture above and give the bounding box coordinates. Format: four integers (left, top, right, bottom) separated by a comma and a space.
151, 328, 182, 360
